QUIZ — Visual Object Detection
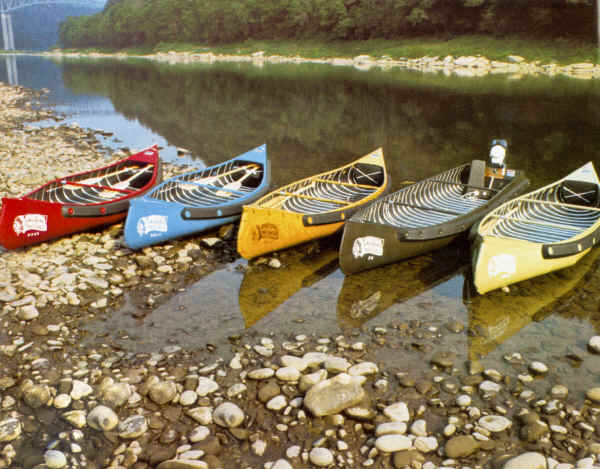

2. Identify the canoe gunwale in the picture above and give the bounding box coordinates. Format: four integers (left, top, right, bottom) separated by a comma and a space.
542, 224, 600, 259
395, 172, 529, 241
22, 145, 161, 205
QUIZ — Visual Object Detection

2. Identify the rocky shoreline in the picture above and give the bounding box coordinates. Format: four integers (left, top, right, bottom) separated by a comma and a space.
3, 81, 600, 469
28, 49, 600, 80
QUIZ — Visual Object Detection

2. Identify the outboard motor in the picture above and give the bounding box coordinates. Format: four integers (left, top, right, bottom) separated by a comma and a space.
489, 139, 507, 169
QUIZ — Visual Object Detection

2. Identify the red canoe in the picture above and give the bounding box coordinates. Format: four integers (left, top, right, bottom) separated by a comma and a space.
0, 145, 162, 250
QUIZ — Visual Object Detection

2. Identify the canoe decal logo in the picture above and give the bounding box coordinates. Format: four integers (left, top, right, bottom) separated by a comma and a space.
352, 236, 384, 259
487, 254, 516, 279
254, 223, 278, 241
137, 215, 168, 236
13, 214, 48, 236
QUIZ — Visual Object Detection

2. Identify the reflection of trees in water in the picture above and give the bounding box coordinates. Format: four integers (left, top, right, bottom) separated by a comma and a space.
61, 60, 600, 188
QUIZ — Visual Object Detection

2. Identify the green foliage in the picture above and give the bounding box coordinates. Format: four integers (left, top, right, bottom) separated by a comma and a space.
59, 0, 597, 49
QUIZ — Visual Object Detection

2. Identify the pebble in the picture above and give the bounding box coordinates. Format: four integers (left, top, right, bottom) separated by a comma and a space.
196, 377, 219, 396
213, 402, 245, 428
375, 434, 412, 452
267, 395, 287, 411
376, 421, 407, 436
247, 368, 275, 380
588, 336, 600, 353
87, 405, 119, 431
118, 415, 147, 439
478, 415, 512, 432
529, 361, 549, 374
502, 451, 547, 469
309, 447, 334, 466
384, 402, 410, 422
189, 426, 210, 443
304, 373, 366, 417
0, 418, 21, 442
44, 450, 67, 469
276, 366, 301, 381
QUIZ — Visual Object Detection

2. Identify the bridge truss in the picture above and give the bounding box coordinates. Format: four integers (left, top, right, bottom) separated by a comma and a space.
1, 0, 104, 50
1, 0, 105, 13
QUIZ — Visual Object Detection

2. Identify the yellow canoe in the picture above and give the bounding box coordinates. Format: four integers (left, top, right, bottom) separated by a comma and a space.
237, 148, 389, 259
473, 162, 600, 294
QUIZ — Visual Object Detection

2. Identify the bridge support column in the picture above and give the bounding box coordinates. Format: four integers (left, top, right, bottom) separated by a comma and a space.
1, 13, 15, 51
5, 55, 18, 84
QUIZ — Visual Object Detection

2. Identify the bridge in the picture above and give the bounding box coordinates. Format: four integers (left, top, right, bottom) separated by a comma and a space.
1, 0, 105, 50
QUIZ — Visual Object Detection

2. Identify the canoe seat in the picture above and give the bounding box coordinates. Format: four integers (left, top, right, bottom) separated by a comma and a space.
559, 180, 599, 207
464, 160, 486, 194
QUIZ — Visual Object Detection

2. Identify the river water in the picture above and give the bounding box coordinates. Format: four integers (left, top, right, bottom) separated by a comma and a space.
2, 54, 600, 395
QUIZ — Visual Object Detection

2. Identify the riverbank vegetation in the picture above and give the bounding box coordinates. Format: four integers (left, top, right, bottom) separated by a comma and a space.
59, 0, 597, 60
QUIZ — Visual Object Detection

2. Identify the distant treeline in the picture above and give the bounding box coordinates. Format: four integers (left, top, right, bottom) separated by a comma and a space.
59, 0, 595, 48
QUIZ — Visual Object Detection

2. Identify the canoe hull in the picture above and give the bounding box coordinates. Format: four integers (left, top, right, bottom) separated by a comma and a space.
0, 197, 125, 249
472, 234, 591, 295
237, 206, 344, 259
339, 221, 459, 275
124, 198, 240, 250
123, 144, 270, 250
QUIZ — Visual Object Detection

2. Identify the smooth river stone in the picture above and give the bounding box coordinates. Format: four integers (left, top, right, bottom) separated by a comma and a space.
414, 436, 438, 453
478, 415, 512, 432
299, 369, 327, 392
196, 377, 219, 396
304, 373, 366, 417
87, 405, 119, 431
444, 435, 480, 458
348, 362, 379, 376
587, 388, 600, 402
247, 368, 275, 380
309, 447, 334, 467
280, 355, 308, 371
324, 356, 351, 373
276, 367, 301, 381
376, 421, 407, 436
383, 402, 410, 422
588, 336, 600, 353
375, 434, 413, 452
501, 452, 547, 469
44, 450, 67, 469
0, 418, 21, 442
118, 415, 148, 439
213, 402, 244, 428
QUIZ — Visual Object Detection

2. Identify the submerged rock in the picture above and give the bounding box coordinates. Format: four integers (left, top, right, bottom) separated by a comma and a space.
304, 373, 366, 417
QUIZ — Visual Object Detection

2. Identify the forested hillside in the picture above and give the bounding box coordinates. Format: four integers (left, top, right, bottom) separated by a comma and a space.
59, 0, 595, 49
11, 5, 101, 50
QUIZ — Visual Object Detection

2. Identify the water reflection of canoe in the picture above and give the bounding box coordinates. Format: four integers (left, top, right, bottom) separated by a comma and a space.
466, 245, 600, 359
237, 148, 389, 259
337, 245, 468, 328
238, 243, 339, 327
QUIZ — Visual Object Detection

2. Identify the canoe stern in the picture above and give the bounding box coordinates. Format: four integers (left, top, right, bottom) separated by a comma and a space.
472, 235, 589, 294
237, 206, 344, 259
0, 196, 124, 250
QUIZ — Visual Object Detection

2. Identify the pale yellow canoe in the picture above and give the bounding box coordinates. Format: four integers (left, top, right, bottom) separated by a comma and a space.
473, 162, 600, 294
237, 148, 389, 259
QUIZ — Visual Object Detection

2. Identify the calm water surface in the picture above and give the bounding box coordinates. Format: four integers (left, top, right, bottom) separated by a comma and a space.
3, 54, 600, 393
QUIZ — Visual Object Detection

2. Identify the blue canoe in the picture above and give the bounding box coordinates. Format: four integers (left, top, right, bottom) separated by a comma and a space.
124, 144, 270, 249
